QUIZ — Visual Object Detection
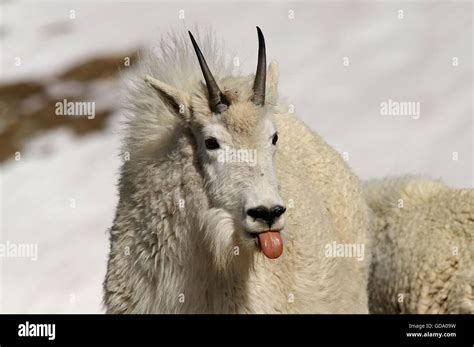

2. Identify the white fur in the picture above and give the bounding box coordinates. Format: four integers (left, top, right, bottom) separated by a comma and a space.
365, 176, 473, 313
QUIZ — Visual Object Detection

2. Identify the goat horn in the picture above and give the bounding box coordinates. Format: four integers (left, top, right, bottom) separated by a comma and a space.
252, 26, 266, 106
188, 31, 228, 113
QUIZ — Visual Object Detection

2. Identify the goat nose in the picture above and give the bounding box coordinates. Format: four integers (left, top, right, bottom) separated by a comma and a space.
246, 205, 286, 226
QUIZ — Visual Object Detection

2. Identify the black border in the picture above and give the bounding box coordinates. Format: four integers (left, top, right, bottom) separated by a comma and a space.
0, 314, 472, 345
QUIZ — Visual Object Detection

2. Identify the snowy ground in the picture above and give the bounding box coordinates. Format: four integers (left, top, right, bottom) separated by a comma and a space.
0, 0, 472, 313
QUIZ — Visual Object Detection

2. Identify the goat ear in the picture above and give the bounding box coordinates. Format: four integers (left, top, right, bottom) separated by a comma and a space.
145, 75, 191, 120
266, 60, 279, 101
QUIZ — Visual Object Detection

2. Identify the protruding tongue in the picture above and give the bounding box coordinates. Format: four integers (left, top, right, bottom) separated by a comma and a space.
257, 231, 283, 259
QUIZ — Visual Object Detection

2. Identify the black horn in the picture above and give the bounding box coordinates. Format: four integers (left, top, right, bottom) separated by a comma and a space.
252, 26, 266, 106
188, 31, 228, 113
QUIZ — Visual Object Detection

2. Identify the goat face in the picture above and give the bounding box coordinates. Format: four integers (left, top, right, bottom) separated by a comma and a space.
145, 28, 287, 259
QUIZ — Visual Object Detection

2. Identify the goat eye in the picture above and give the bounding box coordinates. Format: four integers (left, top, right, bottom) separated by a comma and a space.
272, 133, 278, 145
205, 137, 220, 150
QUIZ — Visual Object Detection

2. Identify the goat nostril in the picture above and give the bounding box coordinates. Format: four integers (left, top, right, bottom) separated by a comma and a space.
246, 206, 273, 223
247, 205, 286, 226
270, 205, 286, 218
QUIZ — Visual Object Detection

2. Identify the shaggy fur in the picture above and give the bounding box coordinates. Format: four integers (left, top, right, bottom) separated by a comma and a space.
103, 30, 371, 313
365, 176, 474, 313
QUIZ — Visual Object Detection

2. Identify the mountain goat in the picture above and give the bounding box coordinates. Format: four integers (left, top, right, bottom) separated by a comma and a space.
365, 176, 473, 313
103, 28, 371, 313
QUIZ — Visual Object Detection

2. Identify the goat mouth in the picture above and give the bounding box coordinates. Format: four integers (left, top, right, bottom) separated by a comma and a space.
250, 230, 283, 259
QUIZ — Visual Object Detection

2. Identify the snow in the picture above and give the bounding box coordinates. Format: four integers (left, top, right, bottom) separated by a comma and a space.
1, 124, 122, 313
0, 0, 472, 313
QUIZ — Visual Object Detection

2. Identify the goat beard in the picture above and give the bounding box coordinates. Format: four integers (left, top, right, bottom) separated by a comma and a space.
200, 208, 254, 273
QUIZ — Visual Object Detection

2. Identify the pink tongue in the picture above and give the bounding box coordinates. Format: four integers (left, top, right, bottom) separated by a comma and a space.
257, 231, 283, 259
